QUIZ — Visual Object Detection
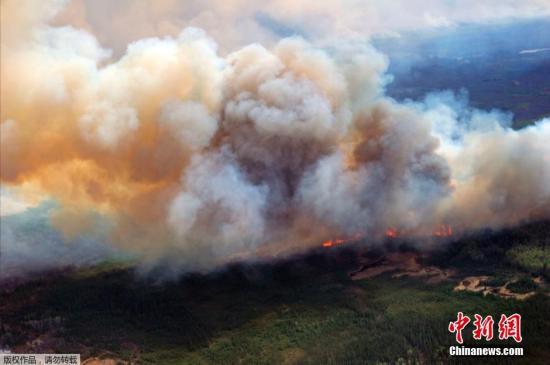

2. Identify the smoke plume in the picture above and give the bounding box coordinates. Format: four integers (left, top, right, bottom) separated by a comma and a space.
1, 0, 549, 276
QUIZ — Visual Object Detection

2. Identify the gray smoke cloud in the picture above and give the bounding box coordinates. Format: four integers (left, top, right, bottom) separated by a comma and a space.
1, 0, 549, 278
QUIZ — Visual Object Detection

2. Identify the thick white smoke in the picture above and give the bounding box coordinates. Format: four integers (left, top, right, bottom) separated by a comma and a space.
1, 0, 549, 277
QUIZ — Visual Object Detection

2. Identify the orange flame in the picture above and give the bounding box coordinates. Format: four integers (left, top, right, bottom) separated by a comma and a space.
322, 238, 346, 247
433, 224, 453, 237
385, 228, 398, 238
321, 233, 363, 248
322, 224, 452, 248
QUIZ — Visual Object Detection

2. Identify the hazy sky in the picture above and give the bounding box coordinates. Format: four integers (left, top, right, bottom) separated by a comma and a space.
52, 0, 550, 55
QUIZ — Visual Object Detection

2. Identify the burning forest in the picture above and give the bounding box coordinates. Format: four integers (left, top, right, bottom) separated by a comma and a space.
1, 1, 550, 364
2, 0, 549, 280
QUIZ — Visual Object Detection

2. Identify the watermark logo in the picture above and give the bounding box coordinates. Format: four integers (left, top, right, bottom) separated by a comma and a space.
448, 312, 523, 356
498, 313, 522, 343
472, 314, 494, 341
448, 311, 471, 344
0, 354, 80, 365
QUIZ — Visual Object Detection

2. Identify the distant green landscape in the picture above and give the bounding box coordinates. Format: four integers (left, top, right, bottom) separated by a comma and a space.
376, 19, 550, 128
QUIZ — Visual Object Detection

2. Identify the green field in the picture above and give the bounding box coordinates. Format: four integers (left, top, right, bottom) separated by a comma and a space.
1, 222, 549, 364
